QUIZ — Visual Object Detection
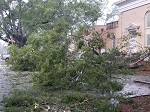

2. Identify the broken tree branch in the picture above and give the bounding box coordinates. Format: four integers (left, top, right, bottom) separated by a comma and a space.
133, 80, 150, 85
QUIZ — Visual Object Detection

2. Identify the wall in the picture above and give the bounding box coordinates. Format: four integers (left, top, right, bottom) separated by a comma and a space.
116, 3, 150, 52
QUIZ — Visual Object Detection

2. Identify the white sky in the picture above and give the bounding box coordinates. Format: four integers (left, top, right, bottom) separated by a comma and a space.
23, 0, 28, 3
96, 0, 120, 25
108, 0, 120, 6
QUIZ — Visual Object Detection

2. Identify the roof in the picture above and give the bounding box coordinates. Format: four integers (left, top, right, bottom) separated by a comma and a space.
114, 0, 138, 6
114, 0, 126, 5
114, 0, 149, 13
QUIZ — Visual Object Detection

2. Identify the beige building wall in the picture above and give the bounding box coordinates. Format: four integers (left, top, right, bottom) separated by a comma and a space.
95, 25, 109, 51
105, 28, 117, 51
116, 3, 150, 52
94, 25, 118, 52
105, 21, 119, 51
93, 1, 150, 53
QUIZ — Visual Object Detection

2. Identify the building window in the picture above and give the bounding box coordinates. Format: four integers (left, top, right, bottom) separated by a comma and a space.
106, 21, 118, 30
146, 11, 150, 27
145, 11, 150, 47
147, 34, 150, 46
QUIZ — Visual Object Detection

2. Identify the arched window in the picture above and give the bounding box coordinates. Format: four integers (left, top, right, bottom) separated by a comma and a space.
146, 11, 150, 27
145, 11, 150, 46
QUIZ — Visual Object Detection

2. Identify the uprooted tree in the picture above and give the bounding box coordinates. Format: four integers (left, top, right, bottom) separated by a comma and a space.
6, 0, 150, 91
7, 0, 124, 92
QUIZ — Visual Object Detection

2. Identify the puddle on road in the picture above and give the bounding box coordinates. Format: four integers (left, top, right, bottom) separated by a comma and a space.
117, 82, 150, 97
114, 75, 150, 97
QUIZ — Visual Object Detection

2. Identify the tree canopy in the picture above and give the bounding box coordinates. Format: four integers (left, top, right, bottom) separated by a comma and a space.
0, 0, 104, 47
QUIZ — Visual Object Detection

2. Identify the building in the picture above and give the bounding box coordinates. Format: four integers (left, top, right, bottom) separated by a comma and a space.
84, 25, 107, 53
114, 0, 150, 53
95, 0, 150, 53
70, 0, 150, 55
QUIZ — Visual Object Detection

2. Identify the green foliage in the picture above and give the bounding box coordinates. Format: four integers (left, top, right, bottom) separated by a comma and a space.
8, 45, 37, 71
0, 0, 104, 44
61, 92, 120, 112
77, 40, 84, 49
99, 80, 122, 94
6, 0, 108, 90
27, 30, 69, 88
2, 90, 40, 112
6, 0, 131, 103
2, 89, 120, 112
62, 92, 85, 104
8, 27, 125, 93
1, 0, 135, 112
3, 91, 37, 107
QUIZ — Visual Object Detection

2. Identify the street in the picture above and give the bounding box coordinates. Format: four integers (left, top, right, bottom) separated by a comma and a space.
0, 59, 12, 111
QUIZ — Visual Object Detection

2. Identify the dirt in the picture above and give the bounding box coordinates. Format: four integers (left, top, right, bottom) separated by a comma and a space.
119, 95, 150, 112
119, 61, 150, 112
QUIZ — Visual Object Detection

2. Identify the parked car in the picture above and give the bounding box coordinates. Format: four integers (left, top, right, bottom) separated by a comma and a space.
1, 52, 10, 61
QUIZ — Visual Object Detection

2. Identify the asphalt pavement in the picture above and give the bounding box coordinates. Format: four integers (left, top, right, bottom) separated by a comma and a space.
0, 59, 12, 111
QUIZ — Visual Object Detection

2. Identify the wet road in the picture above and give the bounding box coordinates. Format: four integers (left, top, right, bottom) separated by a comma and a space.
0, 60, 12, 111
114, 74, 150, 97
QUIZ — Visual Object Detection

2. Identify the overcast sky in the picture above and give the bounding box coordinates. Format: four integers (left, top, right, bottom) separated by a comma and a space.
96, 0, 120, 25
109, 0, 120, 5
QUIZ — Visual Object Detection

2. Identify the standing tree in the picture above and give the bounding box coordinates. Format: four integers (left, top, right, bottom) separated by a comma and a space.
0, 0, 103, 47
0, 0, 27, 47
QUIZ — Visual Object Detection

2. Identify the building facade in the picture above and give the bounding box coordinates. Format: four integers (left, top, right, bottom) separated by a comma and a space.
70, 0, 150, 54
96, 0, 150, 53
115, 0, 150, 53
